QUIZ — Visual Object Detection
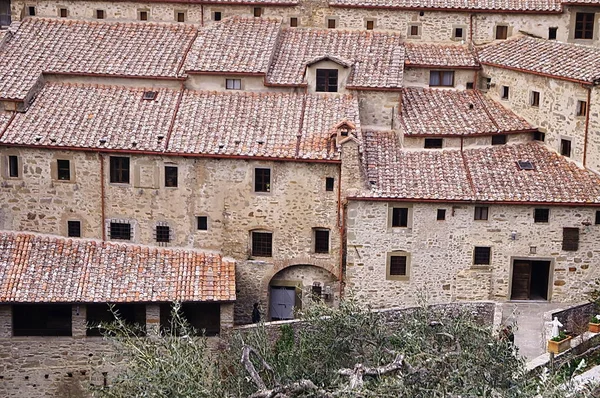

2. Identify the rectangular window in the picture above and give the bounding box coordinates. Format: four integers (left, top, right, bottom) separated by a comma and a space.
311, 284, 322, 300
60, 8, 68, 17
8, 155, 19, 178
531, 91, 540, 107
109, 156, 130, 184
226, 79, 242, 90
253, 7, 262, 17
429, 71, 455, 87
409, 25, 419, 36
165, 165, 178, 187
575, 13, 595, 39
501, 86, 509, 100
316, 69, 338, 92
252, 231, 272, 257
290, 17, 298, 27
327, 18, 336, 29
96, 9, 105, 19
466, 82, 474, 89
549, 27, 557, 40
560, 139, 572, 157
392, 207, 408, 227
534, 208, 549, 223
595, 210, 600, 225
87, 304, 146, 337
562, 227, 579, 251
160, 303, 220, 336
491, 135, 507, 145
197, 216, 208, 231
213, 11, 222, 21
314, 229, 330, 253
496, 25, 508, 40
389, 255, 407, 276
139, 11, 148, 21
110, 222, 131, 240
473, 247, 491, 265
156, 225, 170, 243
28, 6, 36, 16
474, 206, 489, 220
177, 12, 185, 22
534, 131, 545, 142
67, 220, 81, 237
254, 168, 271, 192
325, 177, 334, 191
454, 27, 464, 39
57, 159, 71, 181
13, 304, 72, 336
577, 100, 587, 117
424, 138, 443, 149
366, 20, 374, 30
437, 209, 446, 221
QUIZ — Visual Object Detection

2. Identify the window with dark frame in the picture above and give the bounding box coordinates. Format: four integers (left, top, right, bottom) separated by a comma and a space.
325, 177, 335, 191
197, 216, 208, 231
290, 17, 298, 27
109, 222, 132, 240
501, 86, 509, 99
28, 6, 36, 16
561, 139, 572, 157
214, 11, 222, 21
534, 131, 545, 142
491, 135, 507, 145
495, 25, 508, 39
327, 18, 336, 28
410, 25, 419, 36
437, 209, 446, 221
392, 207, 409, 227
534, 208, 550, 223
254, 168, 271, 192
366, 20, 374, 30
8, 155, 19, 178
139, 10, 148, 20
57, 159, 71, 181
253, 7, 262, 17
424, 138, 443, 149
429, 71, 454, 87
67, 220, 81, 237
577, 100, 588, 117
316, 69, 338, 92
575, 13, 594, 39
595, 210, 600, 225
549, 27, 557, 40
142, 91, 157, 100
454, 27, 463, 38
226, 79, 242, 90
177, 12, 185, 22
474, 206, 489, 220
156, 225, 170, 243
389, 255, 407, 276
473, 247, 491, 265
314, 229, 330, 253
109, 156, 130, 184
531, 91, 540, 107
562, 227, 579, 251
60, 8, 68, 17
165, 166, 178, 187
251, 231, 272, 257
96, 9, 105, 19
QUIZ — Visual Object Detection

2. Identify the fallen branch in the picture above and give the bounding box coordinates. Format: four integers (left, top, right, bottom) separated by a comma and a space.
338, 352, 408, 389
241, 345, 274, 391
248, 379, 333, 398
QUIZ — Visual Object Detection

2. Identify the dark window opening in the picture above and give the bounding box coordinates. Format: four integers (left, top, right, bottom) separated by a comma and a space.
437, 209, 446, 221
214, 11, 221, 21
392, 207, 409, 227
8, 155, 19, 178
96, 9, 105, 19
252, 231, 272, 257
466, 82, 474, 89
139, 11, 148, 20
389, 256, 407, 276
454, 27, 463, 38
325, 177, 335, 191
410, 25, 419, 36
501, 86, 509, 100
549, 27, 557, 40
575, 13, 594, 40
311, 284, 322, 300
595, 210, 600, 225
142, 91, 157, 100
253, 7, 262, 17
314, 229, 330, 253
60, 8, 68, 17
562, 227, 579, 251
492, 135, 507, 145
429, 71, 454, 87
177, 12, 185, 22
474, 206, 489, 220
366, 20, 374, 30
534, 208, 549, 223
316, 69, 338, 92
424, 138, 443, 149
156, 225, 170, 243
496, 25, 508, 40
160, 303, 220, 336
28, 6, 35, 15
577, 100, 588, 117
254, 168, 271, 192
109, 156, 130, 184
560, 139, 572, 157
165, 166, 178, 187
474, 247, 491, 265
68, 220, 81, 237
109, 222, 131, 240
534, 131, 545, 142
197, 216, 208, 231
328, 18, 336, 28
57, 159, 71, 181
0, 0, 11, 26
86, 304, 146, 337
13, 304, 72, 336
290, 17, 298, 27
531, 91, 540, 107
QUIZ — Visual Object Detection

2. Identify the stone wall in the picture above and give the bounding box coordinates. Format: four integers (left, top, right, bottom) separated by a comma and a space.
345, 200, 600, 309
356, 90, 399, 129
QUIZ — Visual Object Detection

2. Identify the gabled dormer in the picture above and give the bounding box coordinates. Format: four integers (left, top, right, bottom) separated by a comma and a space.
305, 55, 352, 94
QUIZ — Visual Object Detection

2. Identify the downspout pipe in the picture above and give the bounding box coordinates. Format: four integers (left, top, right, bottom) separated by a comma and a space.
583, 85, 591, 167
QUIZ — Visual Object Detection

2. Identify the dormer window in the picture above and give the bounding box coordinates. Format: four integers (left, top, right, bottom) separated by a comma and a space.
142, 91, 158, 100
316, 69, 338, 92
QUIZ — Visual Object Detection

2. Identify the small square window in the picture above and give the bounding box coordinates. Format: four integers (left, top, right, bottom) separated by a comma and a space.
197, 216, 208, 231
366, 20, 374, 30
561, 139, 572, 157
389, 255, 407, 276
454, 27, 463, 38
290, 17, 298, 27
474, 206, 489, 220
466, 82, 474, 89
67, 220, 81, 238
328, 18, 336, 29
531, 91, 540, 107
8, 155, 19, 178
473, 247, 491, 265
501, 86, 509, 100
314, 229, 330, 253
595, 210, 600, 225
325, 177, 334, 191
424, 138, 443, 149
575, 13, 594, 40
534, 208, 549, 223
316, 69, 338, 92
391, 207, 408, 227
252, 231, 272, 257
437, 209, 446, 221
577, 100, 587, 117
409, 25, 419, 36
213, 11, 222, 21
165, 166, 178, 187
491, 135, 507, 145
253, 7, 262, 17
156, 225, 170, 243
139, 11, 148, 21
60, 8, 68, 18
254, 168, 271, 192
57, 159, 71, 181
110, 222, 131, 240
28, 6, 36, 16
109, 156, 130, 184
429, 71, 454, 87
226, 79, 242, 90
177, 12, 185, 22
96, 9, 105, 19
496, 25, 508, 40
534, 131, 545, 142
562, 227, 579, 251
549, 27, 557, 40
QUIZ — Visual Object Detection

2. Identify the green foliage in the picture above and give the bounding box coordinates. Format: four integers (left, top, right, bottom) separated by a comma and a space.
551, 331, 568, 342
590, 316, 600, 324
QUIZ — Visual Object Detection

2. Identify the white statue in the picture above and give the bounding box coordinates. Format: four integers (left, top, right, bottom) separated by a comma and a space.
551, 317, 563, 338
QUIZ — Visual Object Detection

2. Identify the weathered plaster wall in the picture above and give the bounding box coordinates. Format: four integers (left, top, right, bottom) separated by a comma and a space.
356, 90, 399, 129
403, 68, 476, 90
586, 86, 600, 173
186, 74, 295, 93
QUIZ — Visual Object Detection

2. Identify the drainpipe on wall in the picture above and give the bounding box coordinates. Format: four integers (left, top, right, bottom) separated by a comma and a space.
469, 14, 474, 49
583, 85, 591, 167
337, 164, 345, 299
200, 4, 204, 27
99, 153, 106, 241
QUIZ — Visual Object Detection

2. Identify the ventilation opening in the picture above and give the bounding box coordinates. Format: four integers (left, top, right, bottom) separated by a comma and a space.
517, 160, 534, 170
142, 91, 158, 100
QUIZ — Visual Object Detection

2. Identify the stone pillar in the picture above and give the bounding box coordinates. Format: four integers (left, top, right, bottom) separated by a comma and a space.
72, 304, 87, 337
220, 303, 235, 332
146, 304, 161, 335
0, 304, 12, 337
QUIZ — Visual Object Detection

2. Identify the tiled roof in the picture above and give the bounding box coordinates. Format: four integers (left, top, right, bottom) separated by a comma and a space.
267, 28, 404, 88
400, 88, 535, 136
328, 0, 563, 11
360, 133, 600, 203
0, 231, 236, 303
478, 36, 600, 83
185, 17, 281, 74
404, 43, 479, 68
0, 111, 12, 131
0, 18, 196, 100
1, 83, 180, 151
169, 90, 360, 160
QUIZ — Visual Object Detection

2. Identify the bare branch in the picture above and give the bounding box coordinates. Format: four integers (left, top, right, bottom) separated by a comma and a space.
241, 345, 274, 391
338, 352, 408, 390
248, 379, 333, 398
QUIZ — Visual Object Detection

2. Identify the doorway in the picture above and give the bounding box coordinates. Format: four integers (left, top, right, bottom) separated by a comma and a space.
269, 286, 296, 321
511, 259, 551, 300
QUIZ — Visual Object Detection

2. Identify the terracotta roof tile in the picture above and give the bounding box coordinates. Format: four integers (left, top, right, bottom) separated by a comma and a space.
0, 111, 12, 131
478, 36, 600, 83
328, 0, 563, 11
404, 43, 479, 68
267, 28, 404, 88
0, 231, 236, 303
0, 18, 197, 100
185, 17, 281, 74
400, 88, 534, 136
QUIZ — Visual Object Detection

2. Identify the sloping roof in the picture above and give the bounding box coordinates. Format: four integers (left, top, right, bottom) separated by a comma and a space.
404, 43, 479, 68
328, 0, 563, 11
267, 28, 405, 88
478, 36, 600, 83
0, 231, 236, 303
400, 88, 535, 136
184, 17, 281, 74
0, 18, 196, 100
0, 111, 12, 131
1, 83, 180, 151
361, 133, 600, 203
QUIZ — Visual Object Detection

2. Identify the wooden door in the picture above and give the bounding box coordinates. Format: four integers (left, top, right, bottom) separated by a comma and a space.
269, 287, 295, 321
511, 260, 531, 300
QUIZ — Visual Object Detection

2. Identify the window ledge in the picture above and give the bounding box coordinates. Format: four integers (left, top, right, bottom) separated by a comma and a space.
386, 276, 409, 281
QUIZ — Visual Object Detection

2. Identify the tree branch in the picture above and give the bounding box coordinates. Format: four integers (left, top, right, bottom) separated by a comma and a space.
241, 345, 274, 391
